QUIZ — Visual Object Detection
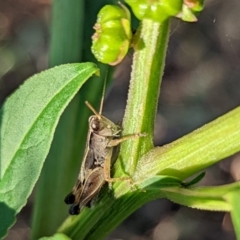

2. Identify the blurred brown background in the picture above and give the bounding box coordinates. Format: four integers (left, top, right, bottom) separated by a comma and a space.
1, 0, 240, 239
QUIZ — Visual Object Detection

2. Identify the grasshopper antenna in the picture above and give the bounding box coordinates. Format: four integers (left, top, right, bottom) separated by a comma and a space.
85, 69, 109, 119
99, 69, 108, 115
85, 101, 102, 119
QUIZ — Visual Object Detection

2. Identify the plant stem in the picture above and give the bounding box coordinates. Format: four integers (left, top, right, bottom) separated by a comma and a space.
118, 19, 170, 176
134, 106, 240, 181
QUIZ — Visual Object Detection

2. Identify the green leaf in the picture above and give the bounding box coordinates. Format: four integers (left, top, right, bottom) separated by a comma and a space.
0, 63, 98, 239
39, 233, 71, 240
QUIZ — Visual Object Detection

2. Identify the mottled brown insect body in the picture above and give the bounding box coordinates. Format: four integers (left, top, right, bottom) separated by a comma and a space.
64, 78, 145, 215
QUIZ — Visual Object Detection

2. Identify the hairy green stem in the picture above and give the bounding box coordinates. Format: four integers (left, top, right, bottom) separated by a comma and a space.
117, 19, 170, 176
134, 107, 240, 181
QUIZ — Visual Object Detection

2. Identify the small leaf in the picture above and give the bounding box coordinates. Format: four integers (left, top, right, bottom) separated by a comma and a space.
182, 172, 205, 187
0, 62, 98, 238
162, 182, 240, 211
137, 175, 182, 190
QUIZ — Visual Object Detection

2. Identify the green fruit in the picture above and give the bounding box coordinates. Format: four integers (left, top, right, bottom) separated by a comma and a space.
91, 4, 132, 66
125, 0, 182, 22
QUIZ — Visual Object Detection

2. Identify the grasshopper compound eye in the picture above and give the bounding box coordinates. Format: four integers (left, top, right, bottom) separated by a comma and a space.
91, 118, 101, 131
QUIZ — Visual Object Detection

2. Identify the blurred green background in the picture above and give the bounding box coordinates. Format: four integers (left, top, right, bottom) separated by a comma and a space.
1, 0, 240, 239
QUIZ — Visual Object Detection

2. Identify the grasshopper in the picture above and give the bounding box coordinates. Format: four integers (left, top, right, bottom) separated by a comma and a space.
65, 76, 145, 215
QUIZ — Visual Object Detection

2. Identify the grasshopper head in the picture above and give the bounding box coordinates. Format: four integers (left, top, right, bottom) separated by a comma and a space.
89, 115, 121, 137
86, 100, 121, 137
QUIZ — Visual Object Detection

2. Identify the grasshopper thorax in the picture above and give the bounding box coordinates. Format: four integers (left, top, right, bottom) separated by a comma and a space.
86, 100, 121, 136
